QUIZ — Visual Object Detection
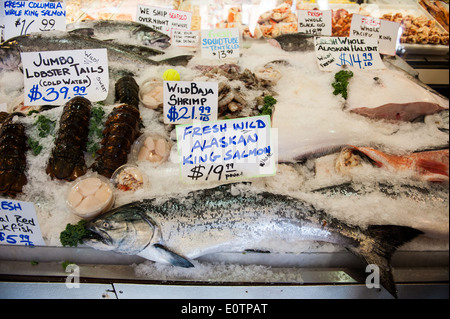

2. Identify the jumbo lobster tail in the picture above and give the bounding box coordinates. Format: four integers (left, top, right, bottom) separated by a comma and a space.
0, 112, 28, 197
46, 96, 92, 181
91, 76, 142, 178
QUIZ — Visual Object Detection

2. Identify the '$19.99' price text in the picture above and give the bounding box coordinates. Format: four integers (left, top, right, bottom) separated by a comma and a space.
28, 84, 87, 103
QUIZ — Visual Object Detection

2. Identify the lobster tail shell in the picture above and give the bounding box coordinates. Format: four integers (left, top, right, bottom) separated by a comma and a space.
46, 96, 92, 181
115, 76, 140, 109
0, 113, 28, 197
91, 76, 142, 178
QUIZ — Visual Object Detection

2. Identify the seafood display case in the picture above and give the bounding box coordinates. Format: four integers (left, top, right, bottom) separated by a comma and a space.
0, 0, 449, 299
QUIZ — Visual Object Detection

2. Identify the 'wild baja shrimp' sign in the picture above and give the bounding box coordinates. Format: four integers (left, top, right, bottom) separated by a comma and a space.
21, 48, 109, 106
163, 80, 218, 124
176, 115, 277, 183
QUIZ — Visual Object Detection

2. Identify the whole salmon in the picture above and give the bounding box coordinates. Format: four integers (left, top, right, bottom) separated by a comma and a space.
85, 184, 422, 298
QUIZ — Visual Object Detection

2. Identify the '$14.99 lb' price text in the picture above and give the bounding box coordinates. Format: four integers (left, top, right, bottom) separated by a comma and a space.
28, 84, 87, 103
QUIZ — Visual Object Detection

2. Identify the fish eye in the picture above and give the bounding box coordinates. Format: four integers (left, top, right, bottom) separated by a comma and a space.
102, 221, 110, 229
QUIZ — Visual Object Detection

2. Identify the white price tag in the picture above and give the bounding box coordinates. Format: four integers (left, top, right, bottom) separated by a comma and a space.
314, 36, 385, 71
163, 80, 218, 124
172, 29, 199, 47
2, 0, 66, 41
176, 115, 276, 183
201, 28, 240, 60
298, 10, 332, 36
136, 5, 192, 35
0, 199, 45, 247
22, 49, 109, 106
350, 14, 401, 56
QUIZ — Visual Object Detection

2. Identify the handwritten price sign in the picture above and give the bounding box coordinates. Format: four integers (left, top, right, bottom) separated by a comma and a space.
136, 5, 192, 35
163, 81, 218, 124
176, 115, 276, 183
22, 49, 109, 106
314, 36, 385, 71
0, 199, 45, 247
2, 0, 66, 41
201, 28, 240, 60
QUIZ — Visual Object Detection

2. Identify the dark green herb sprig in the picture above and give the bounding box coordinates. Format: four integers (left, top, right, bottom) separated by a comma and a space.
260, 95, 277, 116
60, 220, 90, 247
332, 70, 354, 99
35, 114, 56, 138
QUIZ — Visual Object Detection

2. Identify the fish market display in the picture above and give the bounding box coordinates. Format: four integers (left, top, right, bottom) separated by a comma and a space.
0, 113, 28, 197
67, 20, 171, 50
0, 14, 448, 298
46, 97, 92, 181
85, 184, 422, 298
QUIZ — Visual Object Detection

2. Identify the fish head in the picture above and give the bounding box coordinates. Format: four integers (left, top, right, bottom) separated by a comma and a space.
134, 27, 171, 50
84, 204, 155, 255
145, 34, 171, 50
0, 42, 21, 70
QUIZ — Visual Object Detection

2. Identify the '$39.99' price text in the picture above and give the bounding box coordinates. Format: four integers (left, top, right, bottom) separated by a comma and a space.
28, 84, 87, 103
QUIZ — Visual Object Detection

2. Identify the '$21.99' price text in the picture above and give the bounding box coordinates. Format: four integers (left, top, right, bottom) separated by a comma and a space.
167, 105, 212, 123
28, 84, 87, 103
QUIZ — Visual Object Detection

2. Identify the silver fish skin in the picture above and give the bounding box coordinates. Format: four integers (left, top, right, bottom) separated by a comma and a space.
67, 20, 171, 50
0, 31, 192, 71
85, 184, 422, 298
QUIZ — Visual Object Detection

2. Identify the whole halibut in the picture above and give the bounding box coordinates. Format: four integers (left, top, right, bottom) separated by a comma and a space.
85, 184, 422, 298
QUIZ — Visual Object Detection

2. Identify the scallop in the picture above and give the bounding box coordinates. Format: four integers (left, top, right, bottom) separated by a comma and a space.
138, 145, 151, 161
76, 195, 102, 214
95, 184, 113, 203
144, 136, 156, 151
67, 189, 83, 208
77, 177, 102, 197
155, 138, 168, 157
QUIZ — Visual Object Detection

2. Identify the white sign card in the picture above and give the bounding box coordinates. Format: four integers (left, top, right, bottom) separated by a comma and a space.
350, 14, 401, 56
171, 28, 199, 47
201, 28, 240, 60
22, 49, 109, 106
136, 5, 192, 35
176, 115, 276, 183
314, 36, 385, 71
163, 81, 218, 124
0, 199, 45, 247
2, 0, 66, 41
298, 10, 332, 36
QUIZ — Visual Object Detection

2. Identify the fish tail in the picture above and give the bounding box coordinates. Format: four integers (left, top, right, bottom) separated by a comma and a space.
350, 225, 423, 298
158, 55, 193, 67
416, 159, 449, 177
